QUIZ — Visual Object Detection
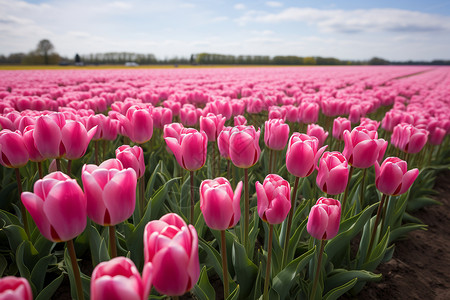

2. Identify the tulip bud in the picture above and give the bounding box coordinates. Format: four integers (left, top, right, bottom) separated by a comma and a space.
256, 174, 291, 224
0, 276, 33, 300
0, 129, 29, 168
375, 157, 419, 196
229, 125, 261, 168
286, 133, 326, 178
200, 113, 226, 142
264, 119, 290, 151
165, 128, 207, 171
307, 197, 341, 240
115, 145, 145, 179
316, 151, 349, 195
343, 126, 387, 168
332, 117, 351, 140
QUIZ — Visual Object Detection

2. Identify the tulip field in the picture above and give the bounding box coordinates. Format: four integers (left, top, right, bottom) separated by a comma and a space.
0, 66, 449, 299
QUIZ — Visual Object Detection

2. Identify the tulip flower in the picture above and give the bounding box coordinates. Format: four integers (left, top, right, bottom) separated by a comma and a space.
0, 276, 33, 300
264, 118, 290, 151
391, 123, 428, 154
180, 105, 199, 126
256, 174, 291, 225
165, 128, 207, 172
200, 113, 226, 142
229, 125, 261, 169
33, 114, 63, 159
375, 157, 419, 196
234, 115, 247, 126
307, 124, 328, 148
163, 122, 184, 155
115, 145, 145, 179
0, 129, 29, 168
62, 120, 97, 160
299, 102, 319, 124
144, 213, 200, 296
152, 106, 173, 129
316, 151, 349, 195
286, 133, 326, 178
119, 105, 153, 144
217, 126, 233, 160
91, 257, 152, 300
332, 117, 351, 141
360, 117, 380, 132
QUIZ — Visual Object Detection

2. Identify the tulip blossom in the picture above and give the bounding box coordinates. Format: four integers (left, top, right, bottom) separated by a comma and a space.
343, 126, 387, 168
375, 157, 419, 196
144, 213, 200, 296
0, 276, 33, 300
316, 152, 349, 195
22, 125, 45, 162
217, 126, 233, 160
21, 172, 86, 242
165, 128, 207, 171
115, 145, 145, 179
256, 174, 291, 224
299, 102, 319, 124
152, 106, 173, 129
229, 125, 261, 168
0, 129, 29, 168
62, 120, 97, 160
360, 117, 380, 132
33, 114, 63, 159
307, 197, 341, 240
119, 105, 153, 144
200, 113, 226, 142
332, 117, 351, 140
264, 118, 290, 151
234, 115, 247, 126
200, 178, 243, 230
82, 159, 137, 226
391, 123, 428, 154
91, 257, 152, 300
286, 133, 327, 178
307, 124, 328, 147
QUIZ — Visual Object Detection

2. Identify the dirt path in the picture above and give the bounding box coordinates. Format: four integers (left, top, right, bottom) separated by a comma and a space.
347, 169, 450, 299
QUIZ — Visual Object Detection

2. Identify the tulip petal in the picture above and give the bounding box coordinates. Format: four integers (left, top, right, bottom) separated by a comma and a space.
21, 192, 52, 241
398, 168, 419, 195
103, 169, 136, 225
376, 162, 403, 195
307, 205, 328, 240
201, 187, 234, 230
256, 181, 268, 221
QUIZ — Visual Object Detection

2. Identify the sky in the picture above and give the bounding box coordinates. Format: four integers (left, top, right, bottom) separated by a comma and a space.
1, 0, 450, 61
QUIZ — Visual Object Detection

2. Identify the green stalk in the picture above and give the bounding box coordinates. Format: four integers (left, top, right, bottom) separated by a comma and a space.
15, 168, 29, 238
190, 170, 195, 224
37, 161, 43, 179
359, 168, 367, 209
341, 165, 354, 213
310, 239, 326, 300
268, 149, 273, 174
212, 142, 216, 178
367, 194, 387, 255
282, 176, 300, 268
67, 239, 85, 300
263, 224, 274, 300
94, 140, 99, 165
55, 158, 62, 172
221, 230, 229, 299
244, 168, 249, 251
67, 160, 72, 177
139, 176, 145, 219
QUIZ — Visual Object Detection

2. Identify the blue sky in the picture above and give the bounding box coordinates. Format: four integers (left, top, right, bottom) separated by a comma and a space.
1, 0, 450, 61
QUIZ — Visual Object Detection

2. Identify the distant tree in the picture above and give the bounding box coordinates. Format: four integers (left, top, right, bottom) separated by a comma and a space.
36, 39, 55, 64
368, 57, 389, 65
75, 53, 81, 63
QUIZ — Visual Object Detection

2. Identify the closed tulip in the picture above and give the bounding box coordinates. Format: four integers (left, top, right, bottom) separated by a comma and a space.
119, 105, 153, 144
332, 117, 351, 140
343, 126, 387, 168
256, 174, 291, 224
82, 159, 137, 226
115, 145, 145, 179
152, 106, 173, 129
375, 157, 419, 196
391, 123, 428, 154
217, 126, 233, 160
234, 115, 247, 126
307, 197, 341, 240
62, 121, 97, 160
144, 213, 200, 296
264, 119, 290, 151
33, 114, 63, 159
200, 113, 226, 142
165, 128, 207, 171
0, 276, 32, 300
21, 172, 86, 242
307, 124, 328, 147
286, 133, 326, 178
0, 130, 29, 168
91, 257, 152, 300
229, 125, 261, 168
200, 178, 243, 230
316, 152, 349, 195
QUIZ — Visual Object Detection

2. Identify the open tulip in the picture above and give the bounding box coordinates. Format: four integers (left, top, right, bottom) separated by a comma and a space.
164, 128, 207, 171
264, 118, 290, 151
0, 276, 33, 300
375, 157, 419, 196
316, 151, 349, 195
0, 129, 29, 168
115, 145, 145, 179
307, 124, 328, 147
144, 213, 200, 296
229, 125, 261, 168
343, 126, 387, 168
200, 178, 243, 230
91, 257, 152, 300
286, 133, 326, 178
21, 171, 86, 242
307, 197, 341, 240
82, 159, 137, 226
256, 174, 291, 224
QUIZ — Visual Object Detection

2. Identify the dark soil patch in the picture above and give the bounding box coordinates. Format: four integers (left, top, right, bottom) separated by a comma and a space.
344, 169, 450, 299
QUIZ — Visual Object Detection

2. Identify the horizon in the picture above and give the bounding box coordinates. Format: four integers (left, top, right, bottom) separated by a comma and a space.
1, 0, 450, 61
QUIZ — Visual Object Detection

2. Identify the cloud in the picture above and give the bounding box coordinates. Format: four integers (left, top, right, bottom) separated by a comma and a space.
234, 3, 246, 10
236, 7, 450, 34
265, 1, 283, 8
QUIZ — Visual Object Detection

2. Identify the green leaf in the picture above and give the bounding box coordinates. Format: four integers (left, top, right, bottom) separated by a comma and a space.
324, 269, 381, 293
15, 241, 32, 283
64, 247, 90, 300
0, 209, 23, 226
193, 266, 216, 300
88, 224, 107, 266
198, 237, 223, 281
35, 273, 64, 300
232, 241, 258, 298
272, 246, 316, 300
226, 284, 240, 300
2, 224, 29, 253
98, 237, 110, 263
362, 229, 390, 272
323, 278, 357, 300
30, 254, 57, 293
0, 182, 18, 209
0, 254, 7, 277
150, 177, 179, 220
33, 235, 54, 258
145, 160, 162, 199
389, 223, 427, 244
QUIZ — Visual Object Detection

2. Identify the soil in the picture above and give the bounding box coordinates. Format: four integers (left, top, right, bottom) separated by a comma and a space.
344, 169, 450, 300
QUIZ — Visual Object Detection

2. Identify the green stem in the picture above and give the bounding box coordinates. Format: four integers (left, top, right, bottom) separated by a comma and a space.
367, 194, 387, 255
55, 158, 61, 172
341, 165, 354, 213
310, 239, 326, 300
15, 168, 29, 238
190, 171, 195, 224
227, 160, 231, 181
221, 230, 229, 299
212, 142, 216, 178
359, 168, 367, 209
282, 176, 300, 268
244, 168, 249, 251
263, 224, 274, 300
102, 140, 106, 161
109, 225, 117, 258
67, 160, 72, 177
139, 176, 145, 219
380, 195, 391, 235
268, 149, 273, 174
67, 239, 85, 300
37, 161, 43, 179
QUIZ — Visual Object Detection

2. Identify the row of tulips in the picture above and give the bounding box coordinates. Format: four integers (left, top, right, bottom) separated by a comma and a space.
1, 66, 449, 300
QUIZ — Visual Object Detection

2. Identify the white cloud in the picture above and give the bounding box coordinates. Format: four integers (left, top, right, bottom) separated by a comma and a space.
266, 1, 283, 8
234, 3, 246, 10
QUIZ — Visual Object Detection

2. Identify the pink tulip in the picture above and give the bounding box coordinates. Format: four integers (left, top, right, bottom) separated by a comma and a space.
343, 126, 387, 168
307, 124, 328, 147
307, 197, 341, 240
0, 276, 32, 300
286, 133, 326, 178
360, 117, 380, 132
180, 105, 199, 126
332, 117, 351, 140
21, 172, 86, 242
200, 113, 226, 142
82, 159, 137, 226
264, 119, 290, 151
115, 145, 145, 179
300, 102, 319, 124
144, 213, 200, 296
165, 128, 207, 171
234, 115, 247, 126
381, 110, 404, 132
62, 121, 97, 160
391, 123, 428, 154
200, 177, 243, 230
375, 157, 419, 196
33, 115, 62, 159
163, 123, 184, 155
428, 126, 446, 146
22, 125, 45, 162
217, 126, 233, 160
152, 106, 173, 129
229, 125, 261, 168
119, 105, 153, 144
316, 152, 349, 195
0, 130, 29, 168
91, 257, 152, 300
256, 174, 291, 224
348, 105, 362, 124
